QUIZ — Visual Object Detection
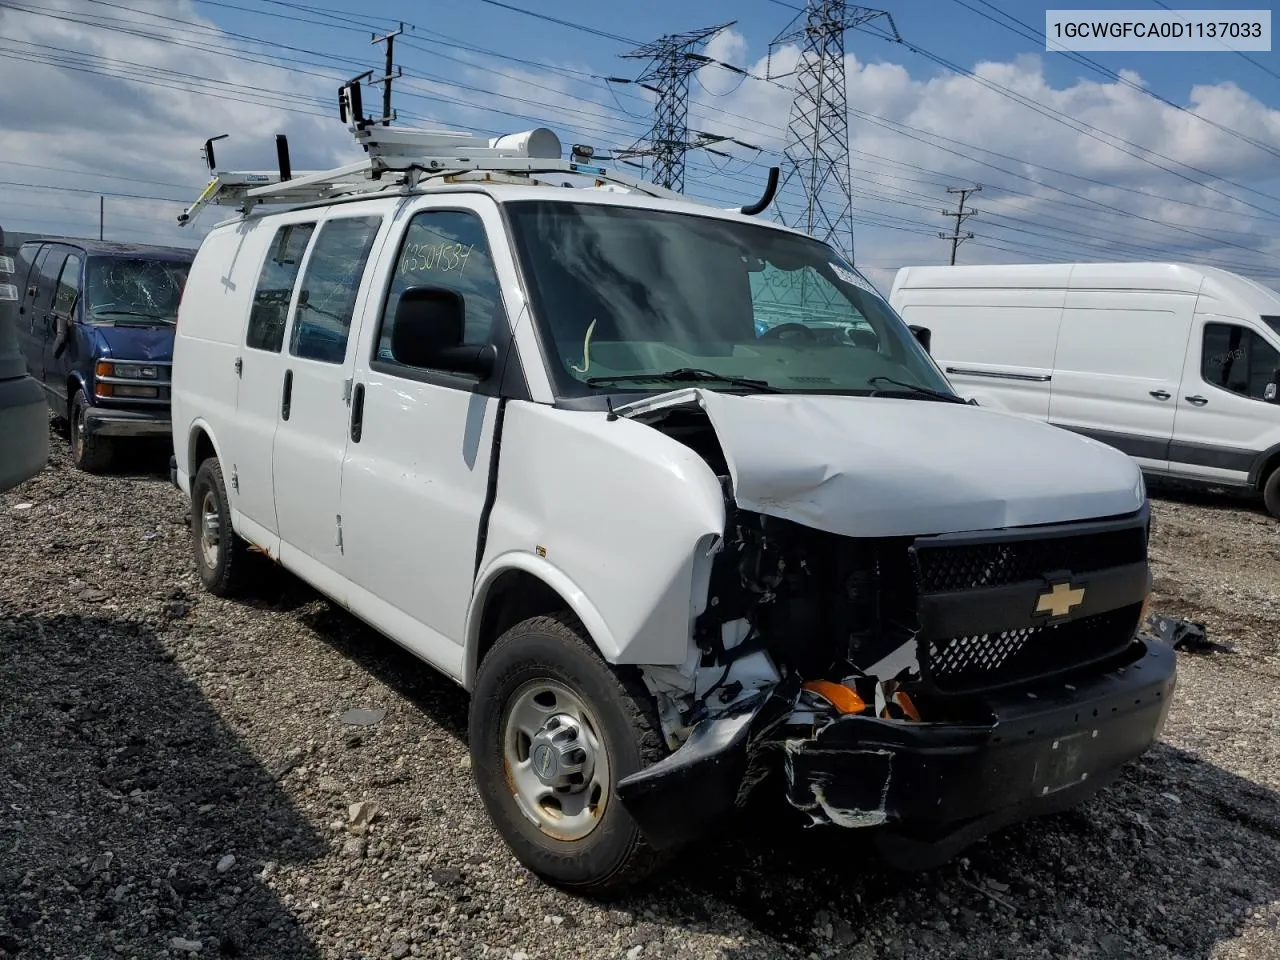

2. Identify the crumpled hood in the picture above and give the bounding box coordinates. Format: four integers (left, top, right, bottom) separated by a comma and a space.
617, 388, 1144, 538
94, 325, 174, 361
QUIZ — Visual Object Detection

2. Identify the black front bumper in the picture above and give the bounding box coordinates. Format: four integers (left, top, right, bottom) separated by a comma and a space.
83, 404, 171, 439
617, 637, 1176, 866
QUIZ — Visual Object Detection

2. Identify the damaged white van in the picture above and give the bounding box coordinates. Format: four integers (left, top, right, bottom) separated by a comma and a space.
169, 100, 1175, 894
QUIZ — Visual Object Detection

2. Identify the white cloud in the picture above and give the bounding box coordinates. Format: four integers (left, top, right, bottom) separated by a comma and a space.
1, 5, 1276, 294
0, 0, 357, 247
686, 30, 1280, 290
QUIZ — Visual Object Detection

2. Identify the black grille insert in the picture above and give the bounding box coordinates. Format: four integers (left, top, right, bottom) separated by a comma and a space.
922, 603, 1143, 694
912, 524, 1147, 594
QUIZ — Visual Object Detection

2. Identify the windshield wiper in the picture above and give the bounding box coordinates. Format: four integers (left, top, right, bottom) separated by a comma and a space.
95, 310, 171, 322
585, 367, 783, 393
868, 375, 970, 404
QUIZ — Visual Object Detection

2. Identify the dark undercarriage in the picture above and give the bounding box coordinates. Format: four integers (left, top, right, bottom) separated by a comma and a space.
615, 405, 1178, 867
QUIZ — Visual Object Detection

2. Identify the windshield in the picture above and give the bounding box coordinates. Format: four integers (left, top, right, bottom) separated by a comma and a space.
504, 200, 956, 399
85, 257, 191, 325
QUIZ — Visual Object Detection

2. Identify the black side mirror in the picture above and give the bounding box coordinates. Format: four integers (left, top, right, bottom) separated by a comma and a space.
1265, 368, 1280, 403
390, 286, 496, 379
909, 324, 932, 354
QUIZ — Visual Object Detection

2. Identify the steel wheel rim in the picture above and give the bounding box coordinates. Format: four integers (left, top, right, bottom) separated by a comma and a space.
199, 490, 221, 570
501, 678, 610, 842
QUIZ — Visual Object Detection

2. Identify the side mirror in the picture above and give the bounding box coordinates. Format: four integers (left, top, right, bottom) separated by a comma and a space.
1265, 368, 1280, 402
390, 286, 496, 379
909, 324, 932, 354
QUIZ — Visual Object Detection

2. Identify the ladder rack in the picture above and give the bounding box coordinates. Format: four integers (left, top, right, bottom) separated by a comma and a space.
177, 76, 690, 226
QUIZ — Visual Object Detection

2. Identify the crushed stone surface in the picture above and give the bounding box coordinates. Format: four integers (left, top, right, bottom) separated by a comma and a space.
1, 424, 1278, 959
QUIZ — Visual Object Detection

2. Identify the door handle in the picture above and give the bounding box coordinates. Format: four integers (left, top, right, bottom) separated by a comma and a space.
281, 369, 294, 420
1149, 390, 1171, 400
350, 382, 366, 443
1185, 395, 1208, 406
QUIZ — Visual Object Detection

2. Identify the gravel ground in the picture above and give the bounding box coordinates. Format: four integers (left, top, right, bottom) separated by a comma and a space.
2, 421, 1279, 960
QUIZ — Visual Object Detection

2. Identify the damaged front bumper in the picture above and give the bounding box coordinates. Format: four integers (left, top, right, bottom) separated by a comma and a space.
617, 637, 1176, 867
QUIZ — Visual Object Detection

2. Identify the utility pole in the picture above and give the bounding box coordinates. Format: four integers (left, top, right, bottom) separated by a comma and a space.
98, 195, 104, 241
616, 23, 739, 192
940, 185, 981, 265
371, 22, 404, 126
768, 2, 898, 264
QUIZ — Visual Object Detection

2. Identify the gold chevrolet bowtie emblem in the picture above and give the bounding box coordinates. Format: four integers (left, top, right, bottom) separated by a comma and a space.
1036, 581, 1085, 618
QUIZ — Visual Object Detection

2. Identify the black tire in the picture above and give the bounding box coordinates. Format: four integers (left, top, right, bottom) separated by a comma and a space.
69, 389, 113, 473
1264, 466, 1280, 519
190, 458, 250, 597
469, 612, 671, 896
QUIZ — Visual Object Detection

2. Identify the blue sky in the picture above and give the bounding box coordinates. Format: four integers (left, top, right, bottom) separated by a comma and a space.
0, 0, 1277, 290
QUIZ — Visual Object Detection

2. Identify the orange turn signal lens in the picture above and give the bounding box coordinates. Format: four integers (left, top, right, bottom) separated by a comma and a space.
95, 360, 112, 378
802, 679, 866, 715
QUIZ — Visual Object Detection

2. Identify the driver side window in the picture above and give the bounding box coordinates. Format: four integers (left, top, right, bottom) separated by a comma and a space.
1202, 322, 1279, 401
375, 209, 504, 370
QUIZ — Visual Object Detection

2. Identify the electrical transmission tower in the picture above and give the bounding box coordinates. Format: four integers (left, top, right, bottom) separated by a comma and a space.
940, 185, 981, 265
767, 2, 898, 263
615, 22, 739, 192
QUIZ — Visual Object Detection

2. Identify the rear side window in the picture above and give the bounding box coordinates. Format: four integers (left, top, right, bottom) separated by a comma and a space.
37, 248, 67, 307
1202, 322, 1280, 401
246, 222, 315, 352
289, 215, 382, 364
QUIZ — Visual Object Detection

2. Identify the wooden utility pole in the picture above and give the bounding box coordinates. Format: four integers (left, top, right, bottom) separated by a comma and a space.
940, 185, 981, 265
371, 23, 404, 126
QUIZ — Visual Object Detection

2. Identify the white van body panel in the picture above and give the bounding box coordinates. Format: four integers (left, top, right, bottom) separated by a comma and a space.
889, 264, 1069, 417
889, 261, 1280, 493
171, 223, 257, 498
469, 400, 727, 681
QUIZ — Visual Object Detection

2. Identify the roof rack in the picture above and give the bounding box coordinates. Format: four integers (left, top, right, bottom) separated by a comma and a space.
177, 75, 697, 227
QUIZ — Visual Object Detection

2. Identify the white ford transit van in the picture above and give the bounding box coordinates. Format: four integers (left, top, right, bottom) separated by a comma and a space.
168, 101, 1174, 894
889, 262, 1280, 517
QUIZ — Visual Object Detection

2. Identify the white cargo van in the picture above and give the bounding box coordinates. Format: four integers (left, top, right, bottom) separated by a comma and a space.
889, 262, 1280, 516
168, 98, 1174, 895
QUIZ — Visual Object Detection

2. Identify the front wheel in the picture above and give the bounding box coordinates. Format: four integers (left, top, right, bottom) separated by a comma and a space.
69, 389, 113, 473
468, 612, 671, 895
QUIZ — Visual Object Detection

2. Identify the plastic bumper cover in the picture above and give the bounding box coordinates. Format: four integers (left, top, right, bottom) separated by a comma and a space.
617, 638, 1176, 864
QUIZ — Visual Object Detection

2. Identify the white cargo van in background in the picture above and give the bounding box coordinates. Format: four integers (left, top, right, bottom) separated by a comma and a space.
889, 262, 1280, 517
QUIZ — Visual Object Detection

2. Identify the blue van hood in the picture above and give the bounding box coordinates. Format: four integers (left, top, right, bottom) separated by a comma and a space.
94, 325, 174, 361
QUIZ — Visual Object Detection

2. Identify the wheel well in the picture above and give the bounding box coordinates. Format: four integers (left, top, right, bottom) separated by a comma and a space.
66, 376, 81, 416
190, 428, 216, 479
1257, 452, 1280, 490
473, 570, 570, 677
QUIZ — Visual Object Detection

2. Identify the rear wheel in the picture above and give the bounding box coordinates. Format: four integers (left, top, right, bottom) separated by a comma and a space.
191, 458, 250, 597
1263, 465, 1280, 519
69, 389, 113, 473
468, 612, 671, 895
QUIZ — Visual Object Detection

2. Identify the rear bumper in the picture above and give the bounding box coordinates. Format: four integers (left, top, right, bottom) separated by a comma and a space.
83, 404, 171, 439
0, 375, 50, 491
618, 637, 1176, 865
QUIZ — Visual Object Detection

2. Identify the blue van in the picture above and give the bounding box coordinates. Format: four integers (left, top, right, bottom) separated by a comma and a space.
13, 239, 194, 472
